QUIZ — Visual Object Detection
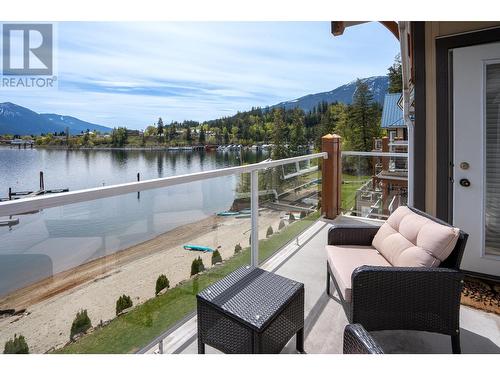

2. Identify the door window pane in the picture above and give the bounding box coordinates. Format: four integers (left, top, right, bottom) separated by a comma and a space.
485, 63, 500, 256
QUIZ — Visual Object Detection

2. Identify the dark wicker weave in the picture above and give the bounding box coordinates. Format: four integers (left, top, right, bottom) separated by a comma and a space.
326, 207, 468, 354
197, 266, 305, 354
343, 324, 384, 354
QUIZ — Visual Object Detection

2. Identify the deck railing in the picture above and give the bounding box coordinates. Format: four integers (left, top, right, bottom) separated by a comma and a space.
340, 149, 408, 220
0, 151, 326, 353
0, 152, 326, 268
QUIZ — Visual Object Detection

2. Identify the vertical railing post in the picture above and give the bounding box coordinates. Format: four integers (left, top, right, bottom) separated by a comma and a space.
250, 169, 259, 267
158, 339, 163, 354
321, 134, 342, 220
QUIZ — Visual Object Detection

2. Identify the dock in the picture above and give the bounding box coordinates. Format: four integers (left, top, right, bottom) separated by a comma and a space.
1, 171, 69, 202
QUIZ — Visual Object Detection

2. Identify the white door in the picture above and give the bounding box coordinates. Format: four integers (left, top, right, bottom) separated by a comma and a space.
453, 42, 500, 277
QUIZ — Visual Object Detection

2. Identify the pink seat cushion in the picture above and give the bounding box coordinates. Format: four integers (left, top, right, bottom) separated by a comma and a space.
325, 245, 391, 302
372, 206, 460, 267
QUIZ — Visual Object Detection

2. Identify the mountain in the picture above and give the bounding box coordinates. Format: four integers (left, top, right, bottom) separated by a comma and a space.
269, 76, 389, 112
0, 102, 112, 135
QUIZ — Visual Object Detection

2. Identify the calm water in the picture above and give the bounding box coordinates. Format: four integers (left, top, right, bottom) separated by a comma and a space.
0, 147, 270, 296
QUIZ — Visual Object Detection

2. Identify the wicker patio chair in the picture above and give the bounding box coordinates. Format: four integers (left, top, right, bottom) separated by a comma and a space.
326, 206, 468, 354
343, 324, 384, 354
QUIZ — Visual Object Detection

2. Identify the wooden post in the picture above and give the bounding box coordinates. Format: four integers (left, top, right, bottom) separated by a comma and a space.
39, 171, 44, 191
321, 134, 342, 220
137, 172, 140, 200
381, 136, 389, 172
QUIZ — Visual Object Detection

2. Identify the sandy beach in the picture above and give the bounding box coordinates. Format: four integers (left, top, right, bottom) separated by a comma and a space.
0, 209, 285, 353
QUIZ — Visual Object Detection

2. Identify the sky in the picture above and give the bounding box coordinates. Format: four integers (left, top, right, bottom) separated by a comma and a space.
1, 22, 400, 130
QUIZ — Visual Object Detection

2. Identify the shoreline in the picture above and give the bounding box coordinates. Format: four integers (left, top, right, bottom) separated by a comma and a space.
0, 209, 284, 353
0, 214, 222, 311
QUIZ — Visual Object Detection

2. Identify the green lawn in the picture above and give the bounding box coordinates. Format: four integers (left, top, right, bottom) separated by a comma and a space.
55, 211, 320, 354
341, 174, 370, 211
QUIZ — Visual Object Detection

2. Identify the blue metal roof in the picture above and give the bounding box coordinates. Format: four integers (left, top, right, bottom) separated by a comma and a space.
381, 93, 405, 129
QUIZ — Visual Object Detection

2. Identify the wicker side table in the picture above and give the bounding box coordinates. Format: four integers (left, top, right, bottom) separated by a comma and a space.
197, 266, 305, 354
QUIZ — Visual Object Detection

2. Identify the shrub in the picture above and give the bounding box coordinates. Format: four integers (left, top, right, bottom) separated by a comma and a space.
300, 211, 307, 219
266, 226, 274, 238
115, 294, 133, 316
288, 212, 296, 222
155, 274, 170, 295
70, 309, 92, 339
198, 256, 205, 273
191, 256, 206, 276
234, 243, 242, 254
278, 220, 285, 231
3, 334, 29, 354
211, 250, 222, 265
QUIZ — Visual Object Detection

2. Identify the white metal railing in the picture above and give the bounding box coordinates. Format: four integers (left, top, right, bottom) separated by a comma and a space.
0, 152, 327, 267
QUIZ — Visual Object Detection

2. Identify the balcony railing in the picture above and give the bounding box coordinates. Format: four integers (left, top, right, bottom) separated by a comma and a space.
341, 150, 408, 220
0, 152, 326, 353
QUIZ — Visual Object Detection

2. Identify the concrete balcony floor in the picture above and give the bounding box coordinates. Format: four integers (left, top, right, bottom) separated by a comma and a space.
147, 216, 500, 354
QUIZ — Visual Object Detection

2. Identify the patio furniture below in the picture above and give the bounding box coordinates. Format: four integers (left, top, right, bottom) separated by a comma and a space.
343, 324, 384, 354
197, 265, 305, 354
326, 206, 468, 354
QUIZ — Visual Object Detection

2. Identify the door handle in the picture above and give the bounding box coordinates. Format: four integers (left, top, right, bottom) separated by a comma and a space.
459, 178, 471, 187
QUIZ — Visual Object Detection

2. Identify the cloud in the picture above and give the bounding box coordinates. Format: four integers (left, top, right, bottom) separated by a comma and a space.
1, 21, 399, 129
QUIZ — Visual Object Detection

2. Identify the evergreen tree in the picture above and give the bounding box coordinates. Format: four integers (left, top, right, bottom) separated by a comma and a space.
169, 122, 177, 141
155, 274, 170, 295
289, 108, 306, 156
346, 80, 382, 151
271, 108, 289, 160
223, 127, 230, 145
156, 117, 165, 142
199, 126, 206, 144
185, 127, 192, 144
388, 54, 403, 93
3, 334, 29, 354
156, 117, 164, 137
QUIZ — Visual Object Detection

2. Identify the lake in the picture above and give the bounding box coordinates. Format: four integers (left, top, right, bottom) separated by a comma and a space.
0, 147, 270, 297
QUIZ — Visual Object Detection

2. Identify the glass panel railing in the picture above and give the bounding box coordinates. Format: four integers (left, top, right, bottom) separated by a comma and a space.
0, 174, 254, 354
341, 151, 408, 220
0, 154, 324, 354
256, 159, 321, 262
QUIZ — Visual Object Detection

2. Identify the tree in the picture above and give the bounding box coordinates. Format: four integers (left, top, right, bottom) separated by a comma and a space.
278, 220, 285, 230
388, 54, 403, 94
115, 295, 133, 315
211, 249, 222, 265
266, 225, 274, 237
271, 108, 289, 160
223, 127, 230, 145
289, 108, 306, 156
169, 123, 177, 141
155, 274, 170, 295
234, 243, 242, 254
190, 256, 205, 276
3, 334, 29, 354
346, 79, 382, 151
157, 117, 164, 141
144, 125, 157, 137
199, 126, 206, 144
70, 309, 92, 339
185, 127, 193, 144
111, 127, 128, 147
316, 103, 348, 149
